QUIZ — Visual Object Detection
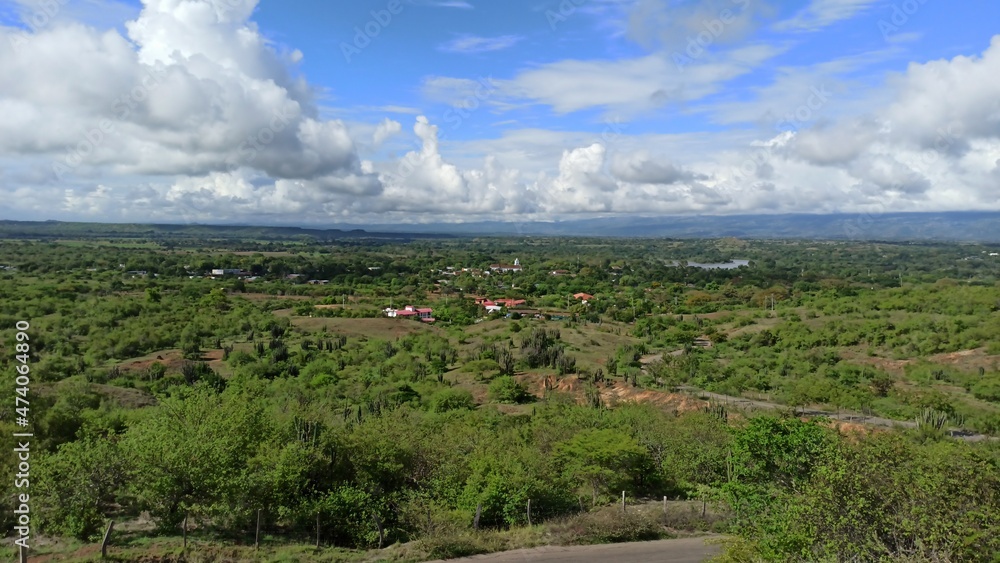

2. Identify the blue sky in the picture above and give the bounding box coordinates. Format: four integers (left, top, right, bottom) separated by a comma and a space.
1, 0, 999, 225
254, 0, 999, 137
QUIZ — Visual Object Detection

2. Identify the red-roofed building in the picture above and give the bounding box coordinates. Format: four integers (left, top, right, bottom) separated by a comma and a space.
489, 258, 522, 273
385, 305, 435, 322
573, 293, 594, 303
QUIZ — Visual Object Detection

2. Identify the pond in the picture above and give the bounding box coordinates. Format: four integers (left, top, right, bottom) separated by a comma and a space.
669, 259, 750, 270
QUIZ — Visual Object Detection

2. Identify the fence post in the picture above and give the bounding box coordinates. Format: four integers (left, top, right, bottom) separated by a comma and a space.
663, 496, 667, 515
474, 502, 482, 530
101, 520, 114, 558
315, 511, 321, 548
255, 509, 262, 550
182, 513, 188, 551
527, 498, 532, 526
621, 491, 626, 513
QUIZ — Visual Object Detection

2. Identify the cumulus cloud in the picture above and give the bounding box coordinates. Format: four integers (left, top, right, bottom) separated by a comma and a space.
610, 151, 705, 184
372, 118, 402, 147
884, 36, 1000, 152
0, 0, 379, 202
2, 0, 1000, 225
790, 119, 881, 166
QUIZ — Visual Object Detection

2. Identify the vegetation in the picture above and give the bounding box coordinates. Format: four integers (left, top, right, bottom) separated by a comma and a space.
1, 232, 999, 561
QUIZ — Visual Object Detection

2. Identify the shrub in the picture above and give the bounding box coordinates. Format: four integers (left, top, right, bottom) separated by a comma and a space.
971, 377, 1000, 403
430, 388, 476, 412
488, 376, 531, 404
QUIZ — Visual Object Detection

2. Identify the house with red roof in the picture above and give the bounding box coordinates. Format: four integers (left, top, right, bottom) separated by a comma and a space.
475, 297, 526, 313
384, 305, 435, 323
489, 258, 523, 273
573, 293, 594, 303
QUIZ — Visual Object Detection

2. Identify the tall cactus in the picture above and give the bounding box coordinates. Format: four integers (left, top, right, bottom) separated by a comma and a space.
915, 408, 949, 431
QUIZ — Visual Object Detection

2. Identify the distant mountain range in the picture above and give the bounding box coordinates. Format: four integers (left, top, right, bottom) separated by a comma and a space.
2, 212, 1000, 242
358, 212, 1000, 242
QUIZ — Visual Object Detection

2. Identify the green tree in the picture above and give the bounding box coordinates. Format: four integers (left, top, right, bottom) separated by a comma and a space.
122, 385, 270, 528
35, 437, 129, 540
555, 428, 652, 504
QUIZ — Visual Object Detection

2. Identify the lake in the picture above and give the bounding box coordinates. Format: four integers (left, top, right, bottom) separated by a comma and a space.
669, 260, 750, 270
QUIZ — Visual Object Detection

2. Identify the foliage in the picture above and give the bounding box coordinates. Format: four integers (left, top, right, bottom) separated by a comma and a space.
488, 376, 531, 404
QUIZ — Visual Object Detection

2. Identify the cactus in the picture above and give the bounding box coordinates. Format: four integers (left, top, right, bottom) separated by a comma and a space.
703, 400, 728, 422
916, 408, 949, 431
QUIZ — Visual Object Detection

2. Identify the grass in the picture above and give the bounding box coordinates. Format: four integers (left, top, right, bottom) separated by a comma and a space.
8, 501, 730, 563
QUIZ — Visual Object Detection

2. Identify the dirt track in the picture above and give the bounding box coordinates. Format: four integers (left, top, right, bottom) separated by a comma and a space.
423, 536, 725, 563
681, 386, 995, 442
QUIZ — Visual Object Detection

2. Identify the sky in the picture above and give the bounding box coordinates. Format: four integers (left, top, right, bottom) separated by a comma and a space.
1, 0, 999, 226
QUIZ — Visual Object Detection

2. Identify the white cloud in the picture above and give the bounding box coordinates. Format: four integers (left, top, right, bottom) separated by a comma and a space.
626, 0, 777, 51
610, 151, 704, 184
0, 0, 380, 218
372, 118, 402, 147
2, 0, 1000, 225
425, 1, 473, 9
491, 45, 784, 116
774, 0, 879, 32
438, 34, 522, 54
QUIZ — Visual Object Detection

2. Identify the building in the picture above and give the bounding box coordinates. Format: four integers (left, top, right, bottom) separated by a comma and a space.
573, 293, 594, 303
211, 268, 245, 276
384, 305, 435, 323
489, 258, 523, 273
475, 297, 526, 312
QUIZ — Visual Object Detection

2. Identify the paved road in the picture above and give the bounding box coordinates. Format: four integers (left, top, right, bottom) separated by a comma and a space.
424, 536, 724, 563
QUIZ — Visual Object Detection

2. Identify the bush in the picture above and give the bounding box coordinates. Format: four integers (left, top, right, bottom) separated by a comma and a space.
430, 388, 477, 412
488, 376, 531, 404
971, 377, 1000, 403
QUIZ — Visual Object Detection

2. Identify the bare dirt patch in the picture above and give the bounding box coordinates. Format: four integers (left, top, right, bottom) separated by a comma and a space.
117, 349, 187, 373
238, 292, 313, 301
286, 316, 443, 339
516, 374, 708, 413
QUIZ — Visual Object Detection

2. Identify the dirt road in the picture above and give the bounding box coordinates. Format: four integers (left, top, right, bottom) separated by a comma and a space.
424, 536, 725, 563
680, 386, 994, 442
